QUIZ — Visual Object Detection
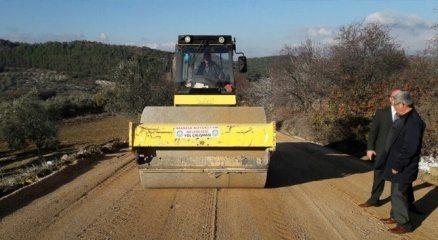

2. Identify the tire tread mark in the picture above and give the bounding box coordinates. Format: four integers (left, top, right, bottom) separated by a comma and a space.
263, 189, 305, 240
45, 157, 135, 227
293, 184, 358, 240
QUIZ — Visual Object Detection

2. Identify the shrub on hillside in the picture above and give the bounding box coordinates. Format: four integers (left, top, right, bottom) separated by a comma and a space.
0, 91, 59, 157
42, 94, 102, 119
239, 77, 274, 120
102, 57, 172, 119
313, 23, 407, 145
390, 55, 438, 158
270, 39, 334, 119
268, 23, 413, 153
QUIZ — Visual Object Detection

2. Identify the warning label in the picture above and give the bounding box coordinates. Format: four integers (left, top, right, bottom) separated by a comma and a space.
175, 126, 220, 138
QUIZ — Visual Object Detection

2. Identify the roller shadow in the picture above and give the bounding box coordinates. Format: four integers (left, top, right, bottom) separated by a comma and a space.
266, 142, 373, 188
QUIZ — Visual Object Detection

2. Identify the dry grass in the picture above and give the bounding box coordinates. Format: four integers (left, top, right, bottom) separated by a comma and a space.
59, 115, 129, 147
1, 114, 129, 158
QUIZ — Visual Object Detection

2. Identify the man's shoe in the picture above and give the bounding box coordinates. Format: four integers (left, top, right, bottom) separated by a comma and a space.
389, 225, 412, 234
380, 217, 396, 224
359, 202, 377, 207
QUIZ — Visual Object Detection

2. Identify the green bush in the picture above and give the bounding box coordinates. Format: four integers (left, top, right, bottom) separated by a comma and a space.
42, 94, 102, 119
102, 57, 172, 119
0, 91, 59, 156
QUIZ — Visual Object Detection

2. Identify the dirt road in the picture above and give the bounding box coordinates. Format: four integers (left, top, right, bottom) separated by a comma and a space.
1, 133, 437, 240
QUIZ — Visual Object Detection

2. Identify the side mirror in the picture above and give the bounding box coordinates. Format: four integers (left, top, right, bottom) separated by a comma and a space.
238, 56, 247, 73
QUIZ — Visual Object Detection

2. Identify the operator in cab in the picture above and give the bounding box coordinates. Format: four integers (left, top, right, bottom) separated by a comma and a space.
196, 52, 225, 80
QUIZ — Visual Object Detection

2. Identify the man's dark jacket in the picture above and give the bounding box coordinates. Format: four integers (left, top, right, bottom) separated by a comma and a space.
367, 107, 393, 169
196, 61, 221, 76
383, 109, 426, 183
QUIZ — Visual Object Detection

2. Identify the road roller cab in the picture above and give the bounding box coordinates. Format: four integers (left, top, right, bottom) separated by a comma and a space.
129, 35, 276, 188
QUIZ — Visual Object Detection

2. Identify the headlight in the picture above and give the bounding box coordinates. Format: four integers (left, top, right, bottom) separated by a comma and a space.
184, 36, 191, 43
218, 36, 225, 44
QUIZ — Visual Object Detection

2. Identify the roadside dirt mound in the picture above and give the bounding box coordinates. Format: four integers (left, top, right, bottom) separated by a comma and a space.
0, 139, 127, 198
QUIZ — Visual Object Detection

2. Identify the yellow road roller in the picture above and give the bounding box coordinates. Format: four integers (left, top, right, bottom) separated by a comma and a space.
129, 35, 276, 188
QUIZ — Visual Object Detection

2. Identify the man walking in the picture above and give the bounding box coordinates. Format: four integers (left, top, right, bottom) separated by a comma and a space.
359, 89, 400, 207
380, 91, 426, 234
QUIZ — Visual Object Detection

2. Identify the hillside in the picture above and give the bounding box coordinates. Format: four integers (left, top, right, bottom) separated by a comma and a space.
0, 39, 172, 79
0, 39, 172, 101
246, 56, 278, 81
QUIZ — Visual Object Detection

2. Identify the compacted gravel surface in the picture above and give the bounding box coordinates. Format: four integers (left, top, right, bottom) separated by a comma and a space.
1, 133, 436, 240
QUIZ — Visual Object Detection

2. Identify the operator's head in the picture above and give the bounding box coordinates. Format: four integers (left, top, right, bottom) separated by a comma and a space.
203, 52, 212, 61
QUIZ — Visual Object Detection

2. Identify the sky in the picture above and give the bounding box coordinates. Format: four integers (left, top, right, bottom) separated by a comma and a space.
0, 0, 436, 57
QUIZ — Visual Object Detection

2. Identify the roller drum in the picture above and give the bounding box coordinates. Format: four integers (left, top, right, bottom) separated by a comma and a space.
135, 106, 273, 188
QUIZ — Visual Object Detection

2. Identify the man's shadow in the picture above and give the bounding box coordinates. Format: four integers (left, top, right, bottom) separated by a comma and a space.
411, 185, 438, 229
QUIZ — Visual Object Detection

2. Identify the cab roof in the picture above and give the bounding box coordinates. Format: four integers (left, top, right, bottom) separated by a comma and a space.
177, 35, 233, 46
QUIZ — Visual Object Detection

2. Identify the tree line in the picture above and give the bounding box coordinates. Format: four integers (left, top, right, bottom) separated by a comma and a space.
0, 39, 171, 79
